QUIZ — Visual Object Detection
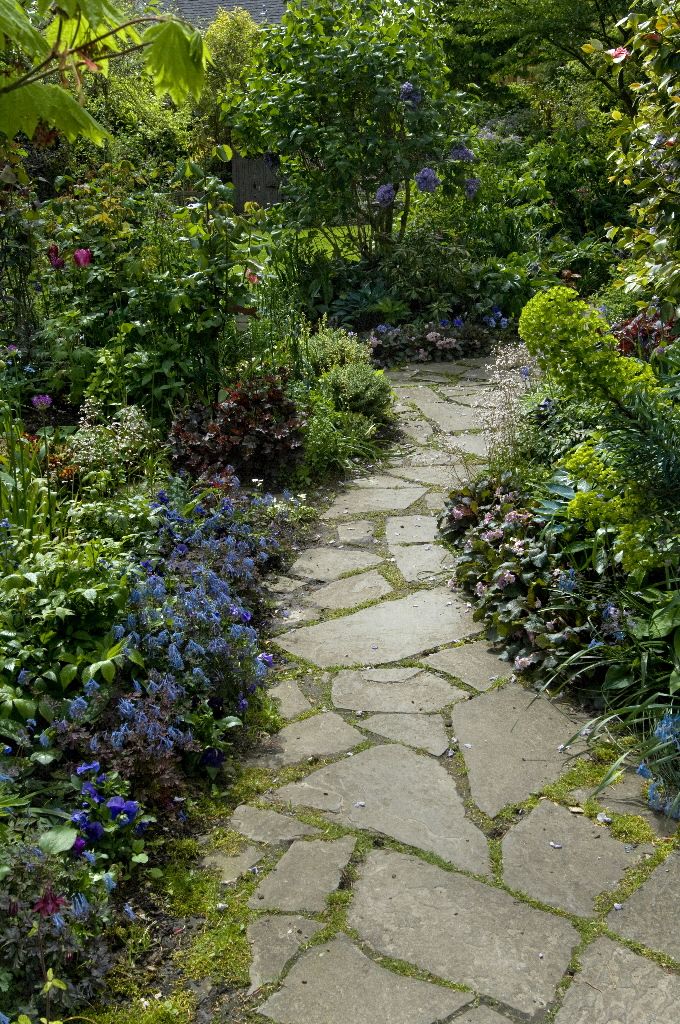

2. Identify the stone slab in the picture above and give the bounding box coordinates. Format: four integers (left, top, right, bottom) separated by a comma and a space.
332, 668, 467, 713
570, 772, 675, 837
322, 486, 427, 518
336, 519, 375, 545
452, 682, 581, 816
275, 743, 489, 872
554, 938, 680, 1024
606, 852, 680, 959
419, 642, 509, 691
385, 464, 459, 487
407, 395, 483, 435
268, 575, 306, 594
362, 713, 449, 756
257, 935, 472, 1024
502, 801, 647, 916
249, 712, 363, 768
248, 837, 355, 913
350, 474, 411, 488
454, 1010, 511, 1024
248, 914, 323, 992
230, 805, 319, 846
289, 546, 382, 582
268, 679, 311, 719
448, 432, 488, 458
385, 515, 438, 544
390, 543, 454, 582
349, 849, 578, 1015
304, 570, 392, 611
424, 492, 448, 511
400, 416, 433, 444
201, 846, 262, 884
276, 588, 479, 668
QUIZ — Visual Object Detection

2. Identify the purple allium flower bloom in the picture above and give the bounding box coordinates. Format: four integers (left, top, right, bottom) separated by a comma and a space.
449, 144, 475, 163
31, 394, 53, 409
375, 183, 396, 208
464, 177, 481, 199
76, 761, 100, 776
415, 167, 441, 193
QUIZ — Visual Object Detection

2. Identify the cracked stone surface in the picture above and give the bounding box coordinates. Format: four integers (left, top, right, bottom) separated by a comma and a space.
452, 682, 582, 815
606, 852, 680, 959
502, 800, 648, 915
336, 519, 375, 545
275, 743, 489, 872
248, 711, 364, 767
361, 712, 449, 755
247, 914, 323, 992
257, 935, 472, 1024
201, 846, 261, 884
554, 938, 680, 1023
275, 588, 479, 667
268, 679, 311, 719
289, 546, 382, 581
349, 849, 578, 1014
332, 667, 467, 712
322, 485, 427, 517
248, 837, 355, 912
229, 805, 319, 846
303, 569, 392, 610
419, 641, 510, 690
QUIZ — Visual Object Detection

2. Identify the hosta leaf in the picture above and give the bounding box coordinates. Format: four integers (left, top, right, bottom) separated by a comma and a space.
39, 825, 78, 856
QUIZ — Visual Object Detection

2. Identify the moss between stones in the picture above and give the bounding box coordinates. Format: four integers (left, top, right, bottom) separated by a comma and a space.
88, 989, 197, 1024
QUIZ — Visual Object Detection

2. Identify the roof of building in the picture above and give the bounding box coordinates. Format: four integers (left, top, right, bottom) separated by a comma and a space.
175, 0, 285, 26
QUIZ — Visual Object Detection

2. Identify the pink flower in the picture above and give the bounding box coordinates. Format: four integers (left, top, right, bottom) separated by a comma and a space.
246, 270, 260, 285
607, 46, 631, 62
496, 569, 516, 589
73, 248, 93, 268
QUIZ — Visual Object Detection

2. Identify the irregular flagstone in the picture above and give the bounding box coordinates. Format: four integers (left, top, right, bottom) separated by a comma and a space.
201, 846, 262, 885
361, 712, 449, 756
229, 804, 319, 846
348, 849, 578, 1015
570, 771, 674, 837
400, 416, 434, 444
276, 588, 480, 668
447, 432, 488, 457
502, 800, 648, 916
268, 575, 306, 594
423, 491, 448, 511
554, 938, 680, 1023
248, 711, 364, 767
322, 486, 427, 518
454, 1010, 512, 1024
289, 546, 382, 581
606, 852, 680, 959
419, 642, 509, 691
275, 743, 489, 872
390, 542, 454, 582
385, 464, 459, 487
350, 474, 412, 488
248, 836, 355, 912
385, 515, 438, 544
452, 682, 582, 816
268, 679, 311, 719
247, 914, 323, 993
332, 667, 467, 713
303, 570, 392, 611
336, 519, 375, 545
406, 394, 483, 435
257, 935, 472, 1024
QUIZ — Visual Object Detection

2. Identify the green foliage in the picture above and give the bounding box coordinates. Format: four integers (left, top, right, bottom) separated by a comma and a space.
320, 362, 393, 422
304, 322, 371, 375
229, 0, 459, 257
0, 2, 207, 149
197, 7, 259, 152
301, 400, 380, 478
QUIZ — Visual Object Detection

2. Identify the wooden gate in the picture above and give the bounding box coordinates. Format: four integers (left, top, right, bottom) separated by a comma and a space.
231, 153, 281, 212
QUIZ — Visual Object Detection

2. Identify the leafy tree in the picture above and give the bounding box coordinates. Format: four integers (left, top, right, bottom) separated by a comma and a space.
0, 1, 208, 149
228, 0, 461, 258
198, 6, 258, 147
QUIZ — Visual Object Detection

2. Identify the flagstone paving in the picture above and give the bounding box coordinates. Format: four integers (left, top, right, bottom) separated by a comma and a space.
221, 360, 678, 1023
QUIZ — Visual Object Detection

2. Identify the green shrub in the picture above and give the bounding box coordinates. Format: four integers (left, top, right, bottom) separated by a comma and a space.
304, 322, 371, 375
301, 401, 379, 478
320, 363, 393, 422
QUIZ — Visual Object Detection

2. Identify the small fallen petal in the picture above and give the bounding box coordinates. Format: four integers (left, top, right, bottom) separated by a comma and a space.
446, 748, 454, 758
613, 903, 623, 911
463, 743, 472, 749
596, 812, 612, 824
354, 800, 366, 808
538, 952, 544, 959
549, 841, 563, 849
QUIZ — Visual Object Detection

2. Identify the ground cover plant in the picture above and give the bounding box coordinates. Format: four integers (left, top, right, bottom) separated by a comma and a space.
3, 0, 680, 1019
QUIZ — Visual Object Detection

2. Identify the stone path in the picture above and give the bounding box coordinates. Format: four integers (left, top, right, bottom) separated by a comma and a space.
214, 359, 680, 1023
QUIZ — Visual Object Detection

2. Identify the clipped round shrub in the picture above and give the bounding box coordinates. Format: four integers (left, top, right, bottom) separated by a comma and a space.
320, 362, 393, 422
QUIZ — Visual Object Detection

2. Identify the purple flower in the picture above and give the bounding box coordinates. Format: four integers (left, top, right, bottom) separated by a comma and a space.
452, 316, 464, 328
415, 167, 441, 193
375, 183, 396, 208
400, 81, 422, 105
47, 244, 65, 269
450, 145, 475, 163
76, 761, 100, 775
72, 836, 87, 856
464, 177, 481, 199
123, 902, 136, 920
106, 795, 127, 819
84, 820, 105, 842
82, 781, 102, 803
31, 394, 53, 409
258, 653, 274, 667
68, 696, 88, 720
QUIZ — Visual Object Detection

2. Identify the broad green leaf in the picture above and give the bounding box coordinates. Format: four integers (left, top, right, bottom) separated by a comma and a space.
0, 1, 50, 57
142, 21, 206, 105
39, 825, 78, 856
0, 84, 109, 144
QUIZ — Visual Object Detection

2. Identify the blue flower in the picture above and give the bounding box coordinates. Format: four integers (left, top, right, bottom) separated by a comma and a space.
399, 81, 422, 104
71, 810, 90, 828
123, 902, 136, 920
0, 1012, 9, 1024
85, 820, 104, 841
52, 913, 65, 930
38, 731, 50, 748
519, 366, 532, 381
464, 177, 481, 199
113, 625, 125, 640
449, 144, 475, 163
76, 760, 100, 775
118, 698, 136, 719
375, 183, 396, 208
72, 892, 91, 918
636, 763, 653, 780
102, 872, 117, 892
452, 316, 464, 328
167, 644, 184, 671
84, 678, 100, 696
83, 850, 96, 865
68, 696, 88, 720
375, 324, 392, 334
415, 167, 441, 193
81, 781, 103, 803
